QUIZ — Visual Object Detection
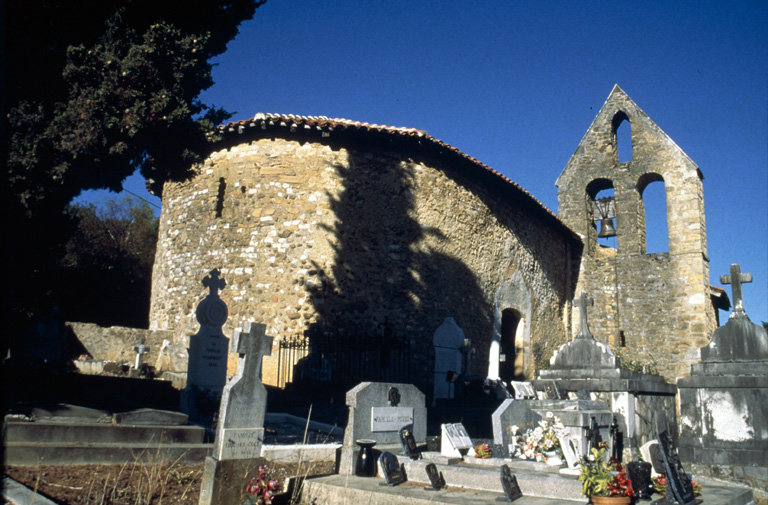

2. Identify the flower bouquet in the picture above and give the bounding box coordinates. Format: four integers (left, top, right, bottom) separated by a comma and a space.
510, 412, 566, 464
243, 466, 280, 505
653, 474, 701, 496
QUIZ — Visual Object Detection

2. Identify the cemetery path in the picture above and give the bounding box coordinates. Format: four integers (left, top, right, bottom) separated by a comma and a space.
5, 460, 335, 505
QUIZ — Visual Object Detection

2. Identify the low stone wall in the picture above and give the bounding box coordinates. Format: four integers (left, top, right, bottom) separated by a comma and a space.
67, 322, 172, 365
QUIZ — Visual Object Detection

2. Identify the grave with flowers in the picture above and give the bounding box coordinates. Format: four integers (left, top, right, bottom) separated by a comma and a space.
536, 293, 678, 457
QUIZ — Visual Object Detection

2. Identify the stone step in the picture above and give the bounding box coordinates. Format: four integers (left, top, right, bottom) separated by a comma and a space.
400, 455, 583, 501
302, 473, 755, 505
3, 420, 205, 444
301, 474, 581, 505
3, 441, 211, 466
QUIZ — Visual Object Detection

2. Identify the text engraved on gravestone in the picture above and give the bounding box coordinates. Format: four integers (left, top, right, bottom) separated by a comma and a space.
371, 407, 413, 432
217, 428, 263, 460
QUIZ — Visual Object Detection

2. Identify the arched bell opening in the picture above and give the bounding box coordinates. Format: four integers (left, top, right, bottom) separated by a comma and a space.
637, 173, 669, 253
587, 178, 617, 250
612, 110, 632, 163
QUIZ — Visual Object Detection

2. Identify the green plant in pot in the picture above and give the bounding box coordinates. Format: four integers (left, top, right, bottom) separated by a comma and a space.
578, 447, 634, 504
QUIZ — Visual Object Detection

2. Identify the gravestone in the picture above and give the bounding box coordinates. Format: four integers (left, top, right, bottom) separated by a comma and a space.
339, 382, 426, 475
432, 318, 465, 402
440, 422, 473, 457
399, 424, 420, 459
379, 451, 407, 486
199, 322, 273, 505
657, 431, 697, 505
509, 381, 536, 399
537, 292, 677, 454
557, 433, 580, 470
424, 463, 446, 491
677, 264, 768, 493
491, 395, 611, 459
491, 399, 542, 457
500, 465, 524, 502
180, 269, 230, 421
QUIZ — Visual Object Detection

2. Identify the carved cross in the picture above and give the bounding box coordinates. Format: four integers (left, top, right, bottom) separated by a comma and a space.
575, 292, 594, 339
202, 268, 226, 297
720, 264, 752, 318
234, 322, 273, 380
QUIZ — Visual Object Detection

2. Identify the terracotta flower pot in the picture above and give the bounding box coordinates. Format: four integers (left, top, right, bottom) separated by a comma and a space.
590, 496, 632, 505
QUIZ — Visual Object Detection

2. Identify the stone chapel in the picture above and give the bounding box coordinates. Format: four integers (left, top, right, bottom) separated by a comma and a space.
148, 86, 727, 391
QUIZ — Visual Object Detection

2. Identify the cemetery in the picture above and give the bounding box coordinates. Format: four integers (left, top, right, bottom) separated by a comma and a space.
3, 90, 765, 505
3, 263, 765, 505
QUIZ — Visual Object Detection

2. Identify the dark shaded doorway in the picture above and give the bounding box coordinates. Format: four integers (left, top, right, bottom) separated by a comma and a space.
500, 308, 524, 382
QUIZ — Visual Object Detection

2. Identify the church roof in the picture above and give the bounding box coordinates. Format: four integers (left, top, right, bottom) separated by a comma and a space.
211, 112, 580, 242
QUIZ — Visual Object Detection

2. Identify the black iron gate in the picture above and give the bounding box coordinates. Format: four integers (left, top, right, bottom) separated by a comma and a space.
277, 332, 411, 389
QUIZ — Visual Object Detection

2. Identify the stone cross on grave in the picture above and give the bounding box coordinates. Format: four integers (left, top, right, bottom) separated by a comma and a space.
212, 322, 274, 461
234, 322, 273, 382
575, 292, 595, 339
202, 268, 226, 297
720, 263, 752, 319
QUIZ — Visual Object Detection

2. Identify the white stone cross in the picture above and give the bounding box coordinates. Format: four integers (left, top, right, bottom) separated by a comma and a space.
575, 292, 595, 339
720, 263, 752, 318
234, 322, 273, 380
202, 268, 226, 297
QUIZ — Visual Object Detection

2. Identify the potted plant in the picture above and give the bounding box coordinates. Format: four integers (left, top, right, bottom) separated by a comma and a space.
578, 447, 634, 504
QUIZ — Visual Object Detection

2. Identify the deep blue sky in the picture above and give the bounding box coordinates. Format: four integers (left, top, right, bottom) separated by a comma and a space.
78, 0, 768, 322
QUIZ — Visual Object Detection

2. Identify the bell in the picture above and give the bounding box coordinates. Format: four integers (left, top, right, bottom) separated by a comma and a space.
598, 218, 617, 238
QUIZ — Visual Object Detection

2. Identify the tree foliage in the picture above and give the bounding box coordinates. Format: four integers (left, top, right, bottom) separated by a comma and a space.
3, 0, 264, 340
57, 198, 159, 327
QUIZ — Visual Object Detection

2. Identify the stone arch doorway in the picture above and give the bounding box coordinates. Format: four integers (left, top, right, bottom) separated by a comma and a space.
499, 308, 525, 382
488, 271, 533, 382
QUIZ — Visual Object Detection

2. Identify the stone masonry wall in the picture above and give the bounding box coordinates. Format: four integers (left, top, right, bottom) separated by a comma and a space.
557, 86, 717, 380
67, 321, 172, 365
150, 134, 578, 392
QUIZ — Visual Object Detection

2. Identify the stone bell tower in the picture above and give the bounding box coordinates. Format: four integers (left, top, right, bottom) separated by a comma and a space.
556, 85, 725, 380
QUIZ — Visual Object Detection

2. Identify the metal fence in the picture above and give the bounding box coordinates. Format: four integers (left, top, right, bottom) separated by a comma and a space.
277, 332, 412, 389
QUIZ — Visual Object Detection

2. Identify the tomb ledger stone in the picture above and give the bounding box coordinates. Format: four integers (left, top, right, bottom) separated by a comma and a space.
677, 264, 768, 483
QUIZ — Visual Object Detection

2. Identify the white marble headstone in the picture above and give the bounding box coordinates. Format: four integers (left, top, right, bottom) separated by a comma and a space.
441, 423, 473, 457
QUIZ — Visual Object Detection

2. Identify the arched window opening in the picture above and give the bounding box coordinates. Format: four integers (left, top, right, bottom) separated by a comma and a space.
612, 111, 632, 163
587, 178, 617, 249
639, 176, 669, 253
499, 308, 525, 382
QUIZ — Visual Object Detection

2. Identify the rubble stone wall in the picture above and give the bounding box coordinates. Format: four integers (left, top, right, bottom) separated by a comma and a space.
150, 135, 579, 390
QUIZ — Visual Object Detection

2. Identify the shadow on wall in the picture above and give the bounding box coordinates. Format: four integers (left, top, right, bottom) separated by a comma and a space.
297, 149, 491, 399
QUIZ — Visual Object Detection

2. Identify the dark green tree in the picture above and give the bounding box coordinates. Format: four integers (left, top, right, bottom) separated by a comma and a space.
3, 1, 264, 345
58, 198, 159, 328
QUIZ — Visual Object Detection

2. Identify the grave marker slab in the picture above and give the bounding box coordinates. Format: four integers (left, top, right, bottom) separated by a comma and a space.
181, 269, 230, 420
199, 321, 273, 505
441, 422, 473, 457
500, 464, 523, 502
558, 434, 580, 469
432, 318, 465, 402
340, 382, 426, 475
658, 431, 697, 505
424, 463, 446, 491
399, 424, 420, 460
379, 451, 407, 486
